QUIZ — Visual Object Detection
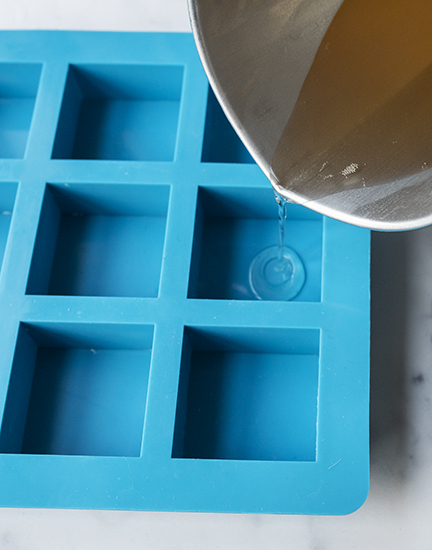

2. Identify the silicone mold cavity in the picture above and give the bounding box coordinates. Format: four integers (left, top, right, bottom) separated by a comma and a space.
201, 87, 254, 164
173, 326, 320, 461
26, 183, 170, 297
0, 323, 153, 457
52, 64, 184, 161
0, 63, 41, 158
188, 186, 323, 301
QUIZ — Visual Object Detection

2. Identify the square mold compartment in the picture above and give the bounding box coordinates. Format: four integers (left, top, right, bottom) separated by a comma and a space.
0, 63, 41, 158
201, 87, 254, 164
0, 182, 17, 270
26, 183, 170, 297
0, 322, 154, 457
188, 186, 323, 301
173, 326, 320, 461
52, 64, 184, 161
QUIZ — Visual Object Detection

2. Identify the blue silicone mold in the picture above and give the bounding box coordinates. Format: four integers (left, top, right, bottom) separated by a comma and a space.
0, 31, 370, 514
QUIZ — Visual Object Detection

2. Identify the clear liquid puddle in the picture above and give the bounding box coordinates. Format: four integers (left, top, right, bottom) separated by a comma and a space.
249, 192, 305, 301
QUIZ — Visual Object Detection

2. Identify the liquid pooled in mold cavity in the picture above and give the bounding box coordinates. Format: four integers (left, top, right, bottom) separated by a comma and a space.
249, 192, 305, 301
271, 0, 432, 202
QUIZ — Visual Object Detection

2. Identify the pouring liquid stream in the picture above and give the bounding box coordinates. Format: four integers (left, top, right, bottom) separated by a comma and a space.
249, 193, 306, 301
276, 194, 286, 264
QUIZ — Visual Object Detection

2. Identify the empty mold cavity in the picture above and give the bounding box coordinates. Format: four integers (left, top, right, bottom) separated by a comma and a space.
0, 322, 154, 456
201, 87, 254, 164
188, 187, 323, 301
0, 182, 17, 270
173, 326, 320, 461
0, 63, 41, 158
26, 183, 170, 297
52, 64, 184, 161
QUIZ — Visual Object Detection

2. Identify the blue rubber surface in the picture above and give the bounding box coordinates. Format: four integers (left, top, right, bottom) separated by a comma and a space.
0, 31, 370, 514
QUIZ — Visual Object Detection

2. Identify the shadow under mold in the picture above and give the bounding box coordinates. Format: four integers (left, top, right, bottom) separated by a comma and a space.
370, 230, 411, 482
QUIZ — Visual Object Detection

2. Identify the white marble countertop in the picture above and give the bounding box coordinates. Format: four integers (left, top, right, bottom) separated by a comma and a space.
1, 1, 432, 548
